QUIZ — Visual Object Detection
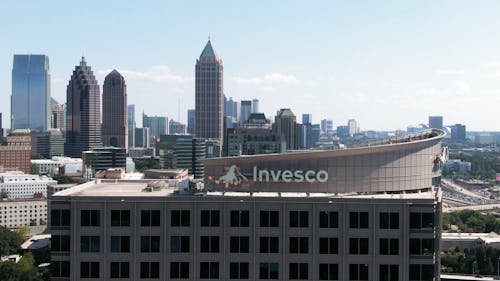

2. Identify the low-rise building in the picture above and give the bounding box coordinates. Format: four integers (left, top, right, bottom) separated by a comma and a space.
0, 172, 56, 199
31, 156, 83, 175
0, 198, 47, 228
441, 232, 500, 250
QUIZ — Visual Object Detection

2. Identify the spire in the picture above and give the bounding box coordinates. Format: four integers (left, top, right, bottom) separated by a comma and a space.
200, 38, 218, 58
80, 56, 87, 67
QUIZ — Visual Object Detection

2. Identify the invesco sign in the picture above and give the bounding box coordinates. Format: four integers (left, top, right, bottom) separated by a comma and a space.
252, 166, 328, 183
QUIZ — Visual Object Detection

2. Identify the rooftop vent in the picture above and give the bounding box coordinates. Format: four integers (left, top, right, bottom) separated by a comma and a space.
142, 180, 165, 192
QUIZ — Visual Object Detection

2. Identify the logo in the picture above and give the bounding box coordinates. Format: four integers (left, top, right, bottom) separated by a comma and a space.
253, 166, 328, 183
219, 165, 248, 187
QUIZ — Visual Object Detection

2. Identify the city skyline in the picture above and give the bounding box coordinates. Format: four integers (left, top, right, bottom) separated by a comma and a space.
1, 1, 500, 131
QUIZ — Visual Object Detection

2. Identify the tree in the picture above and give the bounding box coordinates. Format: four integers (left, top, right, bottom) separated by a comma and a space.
0, 189, 9, 199
0, 252, 43, 281
0, 226, 24, 256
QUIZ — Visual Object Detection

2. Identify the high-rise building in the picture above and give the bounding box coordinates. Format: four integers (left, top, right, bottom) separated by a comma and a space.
195, 39, 224, 153
273, 108, 297, 150
240, 100, 252, 125
226, 127, 285, 156
102, 70, 128, 148
428, 116, 443, 129
302, 113, 312, 124
0, 112, 3, 136
169, 120, 186, 135
187, 109, 195, 135
336, 125, 350, 138
158, 135, 206, 179
65, 57, 102, 158
143, 114, 168, 138
348, 119, 359, 136
252, 98, 260, 113
135, 127, 151, 148
11, 54, 51, 132
50, 98, 64, 130
31, 129, 64, 158
128, 105, 136, 148
0, 130, 31, 173
451, 124, 466, 142
82, 147, 127, 177
321, 119, 333, 134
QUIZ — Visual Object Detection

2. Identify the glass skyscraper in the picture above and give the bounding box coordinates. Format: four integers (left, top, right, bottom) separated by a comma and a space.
11, 54, 51, 131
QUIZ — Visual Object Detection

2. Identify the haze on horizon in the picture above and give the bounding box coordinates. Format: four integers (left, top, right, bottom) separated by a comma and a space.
0, 0, 499, 131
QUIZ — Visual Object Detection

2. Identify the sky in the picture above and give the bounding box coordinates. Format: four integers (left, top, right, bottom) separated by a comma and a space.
1, 0, 500, 131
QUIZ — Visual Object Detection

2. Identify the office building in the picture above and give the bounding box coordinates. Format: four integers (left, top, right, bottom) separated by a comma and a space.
321, 119, 333, 134
302, 114, 312, 124
226, 127, 285, 156
157, 135, 205, 179
31, 156, 83, 175
143, 114, 168, 138
224, 96, 239, 121
240, 100, 252, 125
82, 147, 127, 177
0, 171, 56, 199
273, 108, 297, 150
429, 116, 443, 130
128, 105, 136, 148
65, 57, 102, 158
11, 54, 51, 132
50, 129, 444, 281
102, 70, 128, 148
51, 98, 64, 130
0, 199, 47, 228
336, 125, 350, 138
128, 147, 155, 158
195, 39, 224, 151
252, 98, 260, 113
187, 109, 195, 135
31, 129, 64, 158
169, 120, 186, 135
135, 127, 151, 148
348, 119, 359, 136
451, 124, 466, 142
0, 130, 31, 173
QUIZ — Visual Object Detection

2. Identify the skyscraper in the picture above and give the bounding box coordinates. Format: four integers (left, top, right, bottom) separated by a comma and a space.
302, 113, 312, 124
187, 109, 195, 135
428, 116, 443, 129
142, 114, 168, 138
195, 39, 224, 153
273, 108, 297, 150
102, 70, 128, 148
321, 119, 333, 134
252, 98, 260, 113
240, 100, 252, 125
65, 57, 102, 158
348, 119, 359, 136
128, 105, 136, 148
11, 54, 51, 132
50, 98, 64, 130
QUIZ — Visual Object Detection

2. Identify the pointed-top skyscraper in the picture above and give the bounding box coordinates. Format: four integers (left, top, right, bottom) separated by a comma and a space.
65, 57, 102, 158
195, 38, 224, 156
102, 69, 128, 149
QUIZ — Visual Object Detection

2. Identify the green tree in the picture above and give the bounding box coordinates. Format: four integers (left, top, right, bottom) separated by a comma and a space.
0, 226, 24, 256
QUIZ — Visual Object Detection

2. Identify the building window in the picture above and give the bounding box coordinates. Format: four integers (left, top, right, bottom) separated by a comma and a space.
410, 239, 435, 255
170, 262, 189, 279
50, 209, 70, 226
230, 210, 249, 227
141, 210, 160, 227
171, 236, 189, 253
319, 237, 338, 254
379, 212, 399, 229
230, 262, 249, 279
200, 210, 220, 227
140, 236, 160, 252
290, 211, 308, 228
51, 261, 70, 277
200, 262, 219, 279
349, 238, 369, 255
349, 264, 368, 280
110, 262, 129, 279
380, 238, 399, 255
171, 210, 190, 227
230, 236, 249, 253
52, 235, 70, 252
111, 236, 130, 252
200, 236, 219, 253
289, 237, 308, 254
260, 210, 279, 227
289, 263, 308, 280
409, 264, 434, 281
349, 212, 368, 228
319, 264, 338, 280
380, 264, 399, 281
140, 262, 160, 279
81, 210, 100, 227
410, 213, 434, 229
80, 262, 99, 278
80, 236, 100, 252
111, 210, 130, 227
260, 236, 279, 253
319, 211, 338, 228
260, 262, 279, 279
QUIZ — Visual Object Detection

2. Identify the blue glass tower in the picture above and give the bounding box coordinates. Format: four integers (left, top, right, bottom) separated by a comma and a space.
11, 54, 51, 132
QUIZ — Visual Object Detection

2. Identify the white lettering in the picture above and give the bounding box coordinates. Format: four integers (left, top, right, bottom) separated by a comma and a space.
281, 170, 293, 182
304, 170, 316, 183
259, 169, 269, 182
252, 166, 329, 183
316, 170, 328, 182
270, 170, 281, 182
294, 170, 304, 182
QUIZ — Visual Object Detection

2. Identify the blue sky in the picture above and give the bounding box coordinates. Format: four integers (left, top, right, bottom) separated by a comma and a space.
1, 1, 500, 131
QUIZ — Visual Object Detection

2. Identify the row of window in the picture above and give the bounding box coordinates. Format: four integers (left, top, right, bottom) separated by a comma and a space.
51, 261, 434, 280
53, 234, 433, 256
51, 209, 435, 230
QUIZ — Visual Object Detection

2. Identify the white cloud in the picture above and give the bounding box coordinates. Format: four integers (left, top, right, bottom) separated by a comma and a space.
482, 60, 500, 67
435, 69, 465, 75
232, 73, 299, 85
98, 65, 190, 83
487, 72, 500, 78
